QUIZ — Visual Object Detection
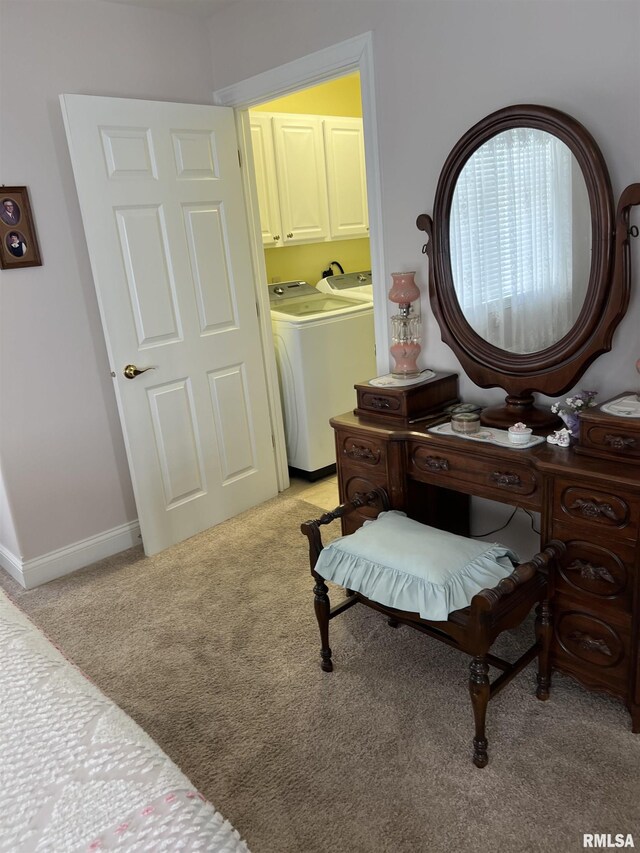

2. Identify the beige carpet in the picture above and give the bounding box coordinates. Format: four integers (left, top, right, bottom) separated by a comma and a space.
2, 493, 639, 853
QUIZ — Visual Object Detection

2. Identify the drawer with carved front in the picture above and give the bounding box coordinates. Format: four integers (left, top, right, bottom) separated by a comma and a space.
408, 443, 541, 509
357, 391, 402, 416
553, 598, 631, 691
551, 525, 634, 613
341, 473, 389, 534
337, 433, 386, 469
552, 480, 639, 541
581, 424, 640, 462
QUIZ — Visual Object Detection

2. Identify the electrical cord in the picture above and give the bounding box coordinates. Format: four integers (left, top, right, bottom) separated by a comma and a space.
470, 505, 541, 538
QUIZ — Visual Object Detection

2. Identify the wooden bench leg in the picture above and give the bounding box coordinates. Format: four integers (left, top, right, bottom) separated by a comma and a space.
535, 599, 552, 700
313, 575, 333, 672
469, 656, 490, 768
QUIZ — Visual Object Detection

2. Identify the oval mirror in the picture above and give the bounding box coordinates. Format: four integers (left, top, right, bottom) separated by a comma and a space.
417, 104, 627, 429
449, 127, 592, 355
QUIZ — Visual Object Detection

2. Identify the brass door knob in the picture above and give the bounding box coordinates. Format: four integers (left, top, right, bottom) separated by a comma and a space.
123, 364, 155, 380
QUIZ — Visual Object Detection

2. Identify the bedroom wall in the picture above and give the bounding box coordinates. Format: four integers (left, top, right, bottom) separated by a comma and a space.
0, 0, 216, 574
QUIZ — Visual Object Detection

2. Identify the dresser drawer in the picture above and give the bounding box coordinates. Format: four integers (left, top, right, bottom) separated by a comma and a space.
581, 424, 640, 463
552, 479, 639, 541
552, 595, 631, 694
550, 524, 634, 614
339, 473, 390, 534
336, 431, 386, 470
356, 390, 403, 417
408, 443, 541, 508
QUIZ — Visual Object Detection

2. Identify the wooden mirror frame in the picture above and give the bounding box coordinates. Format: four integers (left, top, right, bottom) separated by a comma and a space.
417, 104, 640, 429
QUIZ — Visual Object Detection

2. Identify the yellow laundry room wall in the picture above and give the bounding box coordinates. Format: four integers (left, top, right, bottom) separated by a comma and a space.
264, 239, 371, 288
252, 72, 362, 117
253, 73, 370, 287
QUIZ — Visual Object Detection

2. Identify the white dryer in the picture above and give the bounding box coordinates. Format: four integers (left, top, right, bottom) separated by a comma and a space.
269, 281, 376, 479
316, 269, 373, 303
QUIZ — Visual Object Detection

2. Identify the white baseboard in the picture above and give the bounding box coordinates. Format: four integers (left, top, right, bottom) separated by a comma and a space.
0, 544, 24, 587
0, 521, 141, 589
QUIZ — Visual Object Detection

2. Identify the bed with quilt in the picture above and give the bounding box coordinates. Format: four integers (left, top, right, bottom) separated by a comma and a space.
0, 589, 250, 853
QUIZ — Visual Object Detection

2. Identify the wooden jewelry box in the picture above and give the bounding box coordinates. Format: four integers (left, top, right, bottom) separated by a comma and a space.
353, 371, 459, 425
576, 392, 640, 464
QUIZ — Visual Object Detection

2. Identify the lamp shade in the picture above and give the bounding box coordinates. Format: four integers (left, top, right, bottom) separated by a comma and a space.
388, 271, 420, 306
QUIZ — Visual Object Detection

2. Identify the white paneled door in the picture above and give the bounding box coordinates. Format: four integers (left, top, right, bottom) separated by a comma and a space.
61, 95, 278, 555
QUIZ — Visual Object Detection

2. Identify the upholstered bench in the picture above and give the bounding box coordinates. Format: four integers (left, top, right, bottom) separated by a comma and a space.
301, 488, 564, 767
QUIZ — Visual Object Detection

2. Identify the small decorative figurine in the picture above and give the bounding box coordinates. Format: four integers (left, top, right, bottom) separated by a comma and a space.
547, 427, 571, 446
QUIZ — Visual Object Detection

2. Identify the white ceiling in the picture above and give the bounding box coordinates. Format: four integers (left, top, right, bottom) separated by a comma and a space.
99, 0, 237, 18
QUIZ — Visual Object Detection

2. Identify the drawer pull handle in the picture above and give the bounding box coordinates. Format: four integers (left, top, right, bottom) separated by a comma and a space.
345, 444, 380, 464
604, 433, 637, 451
421, 456, 450, 471
566, 559, 616, 585
369, 396, 392, 410
491, 471, 522, 487
569, 498, 619, 521
567, 630, 613, 657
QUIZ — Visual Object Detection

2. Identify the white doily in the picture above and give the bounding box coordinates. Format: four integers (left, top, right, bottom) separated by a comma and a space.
368, 369, 436, 388
600, 394, 640, 418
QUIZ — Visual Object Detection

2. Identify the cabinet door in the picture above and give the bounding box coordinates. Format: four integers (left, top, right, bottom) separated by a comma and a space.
250, 114, 282, 247
272, 115, 329, 244
323, 117, 369, 239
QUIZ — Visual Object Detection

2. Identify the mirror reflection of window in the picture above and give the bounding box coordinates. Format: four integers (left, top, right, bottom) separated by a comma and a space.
450, 128, 590, 354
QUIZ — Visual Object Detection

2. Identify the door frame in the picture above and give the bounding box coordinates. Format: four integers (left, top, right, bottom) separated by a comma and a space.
213, 32, 387, 490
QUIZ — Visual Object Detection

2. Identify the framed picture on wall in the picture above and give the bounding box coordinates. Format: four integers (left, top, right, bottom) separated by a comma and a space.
0, 186, 42, 270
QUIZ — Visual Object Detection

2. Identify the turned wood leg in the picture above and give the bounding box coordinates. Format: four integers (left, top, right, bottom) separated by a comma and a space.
469, 656, 490, 768
535, 599, 552, 701
313, 574, 333, 672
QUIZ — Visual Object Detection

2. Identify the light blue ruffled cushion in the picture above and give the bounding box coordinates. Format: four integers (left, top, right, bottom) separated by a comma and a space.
315, 511, 519, 621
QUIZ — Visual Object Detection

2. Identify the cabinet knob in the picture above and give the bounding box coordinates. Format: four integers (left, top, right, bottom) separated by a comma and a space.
273, 234, 280, 241
287, 232, 293, 239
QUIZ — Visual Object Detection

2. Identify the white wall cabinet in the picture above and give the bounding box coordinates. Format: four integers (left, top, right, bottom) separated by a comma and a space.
250, 112, 369, 248
271, 115, 330, 245
323, 117, 369, 239
250, 114, 283, 247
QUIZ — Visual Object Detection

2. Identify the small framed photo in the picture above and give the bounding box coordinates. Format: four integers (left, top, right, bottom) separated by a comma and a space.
0, 187, 42, 270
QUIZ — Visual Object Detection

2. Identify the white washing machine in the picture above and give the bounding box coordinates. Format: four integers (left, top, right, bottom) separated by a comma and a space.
316, 269, 373, 303
269, 281, 376, 479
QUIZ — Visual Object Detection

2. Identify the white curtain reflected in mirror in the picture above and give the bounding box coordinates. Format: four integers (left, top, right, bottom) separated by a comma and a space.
450, 128, 591, 353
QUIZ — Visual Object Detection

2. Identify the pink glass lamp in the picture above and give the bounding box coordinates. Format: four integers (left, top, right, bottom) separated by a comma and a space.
388, 271, 422, 378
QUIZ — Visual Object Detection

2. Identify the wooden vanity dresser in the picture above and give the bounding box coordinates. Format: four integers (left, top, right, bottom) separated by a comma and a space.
334, 100, 640, 726
346, 101, 640, 730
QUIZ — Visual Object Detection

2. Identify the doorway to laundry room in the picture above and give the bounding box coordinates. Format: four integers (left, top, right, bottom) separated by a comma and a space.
248, 72, 377, 483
